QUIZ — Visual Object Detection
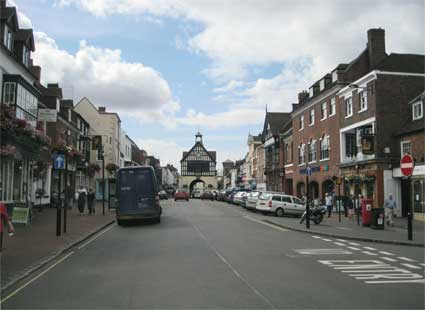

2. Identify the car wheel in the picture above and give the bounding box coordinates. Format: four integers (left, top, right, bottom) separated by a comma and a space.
186, 198, 189, 201
275, 208, 284, 217
155, 216, 161, 224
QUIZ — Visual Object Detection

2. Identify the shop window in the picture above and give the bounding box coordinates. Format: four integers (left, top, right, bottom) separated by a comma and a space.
401, 141, 411, 157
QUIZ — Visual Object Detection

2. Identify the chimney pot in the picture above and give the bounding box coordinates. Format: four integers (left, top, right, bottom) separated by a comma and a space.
98, 106, 106, 112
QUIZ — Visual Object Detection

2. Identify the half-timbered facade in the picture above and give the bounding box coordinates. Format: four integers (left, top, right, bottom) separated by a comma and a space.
179, 133, 218, 192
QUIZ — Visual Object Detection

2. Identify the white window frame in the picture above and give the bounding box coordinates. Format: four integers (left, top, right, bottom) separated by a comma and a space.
4, 25, 13, 51
400, 140, 411, 157
329, 98, 336, 116
332, 71, 338, 83
320, 79, 325, 91
359, 91, 367, 112
345, 97, 353, 118
299, 115, 304, 131
308, 139, 317, 163
298, 144, 305, 166
320, 135, 330, 161
22, 45, 30, 67
309, 109, 315, 126
412, 101, 423, 120
321, 102, 327, 120
309, 87, 314, 98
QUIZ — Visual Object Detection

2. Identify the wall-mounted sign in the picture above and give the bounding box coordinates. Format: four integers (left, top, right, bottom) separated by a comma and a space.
361, 134, 375, 155
12, 207, 30, 224
38, 109, 57, 122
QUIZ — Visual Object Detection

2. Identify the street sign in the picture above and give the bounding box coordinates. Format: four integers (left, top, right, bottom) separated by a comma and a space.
38, 109, 57, 122
400, 154, 414, 177
306, 166, 312, 176
11, 207, 30, 224
53, 154, 65, 170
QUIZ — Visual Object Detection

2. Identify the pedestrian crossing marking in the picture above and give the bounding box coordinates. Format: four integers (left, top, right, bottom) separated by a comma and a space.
334, 242, 346, 246
363, 246, 377, 251
312, 235, 322, 239
336, 239, 347, 242
319, 260, 425, 285
294, 249, 352, 255
348, 242, 360, 246
401, 263, 421, 270
379, 251, 394, 256
347, 246, 360, 251
382, 257, 397, 262
321, 238, 332, 242
362, 251, 378, 256
398, 257, 415, 262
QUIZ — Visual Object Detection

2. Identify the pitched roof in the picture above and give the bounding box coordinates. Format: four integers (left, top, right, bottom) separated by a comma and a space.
396, 91, 425, 136
181, 141, 216, 162
376, 53, 425, 73
15, 29, 35, 51
264, 112, 291, 136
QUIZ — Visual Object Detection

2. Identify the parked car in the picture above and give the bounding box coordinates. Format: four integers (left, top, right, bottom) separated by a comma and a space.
233, 191, 250, 207
174, 189, 189, 201
245, 191, 262, 211
159, 190, 168, 200
227, 188, 251, 204
256, 192, 306, 217
192, 190, 202, 199
211, 190, 219, 200
218, 189, 232, 201
201, 190, 215, 200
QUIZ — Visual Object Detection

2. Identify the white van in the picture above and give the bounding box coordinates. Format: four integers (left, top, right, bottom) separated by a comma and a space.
256, 192, 305, 217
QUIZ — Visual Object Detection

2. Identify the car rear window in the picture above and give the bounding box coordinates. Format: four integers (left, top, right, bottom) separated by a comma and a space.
282, 196, 292, 203
119, 169, 155, 197
259, 193, 271, 200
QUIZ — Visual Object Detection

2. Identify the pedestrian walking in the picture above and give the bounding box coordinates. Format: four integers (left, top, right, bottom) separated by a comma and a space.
325, 193, 333, 217
87, 188, 95, 215
347, 195, 355, 219
77, 186, 87, 214
384, 193, 397, 226
0, 202, 15, 251
66, 184, 74, 210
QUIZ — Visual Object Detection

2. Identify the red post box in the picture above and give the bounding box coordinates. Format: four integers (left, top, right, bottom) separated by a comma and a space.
361, 198, 373, 226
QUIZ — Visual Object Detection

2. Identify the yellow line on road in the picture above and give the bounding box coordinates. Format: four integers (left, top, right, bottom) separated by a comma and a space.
77, 225, 115, 250
1, 251, 74, 305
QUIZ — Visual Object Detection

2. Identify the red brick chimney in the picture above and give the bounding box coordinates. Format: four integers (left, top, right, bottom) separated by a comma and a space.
298, 91, 309, 104
367, 28, 387, 69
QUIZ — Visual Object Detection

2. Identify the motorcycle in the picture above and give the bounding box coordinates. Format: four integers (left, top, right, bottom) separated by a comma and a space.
300, 205, 327, 225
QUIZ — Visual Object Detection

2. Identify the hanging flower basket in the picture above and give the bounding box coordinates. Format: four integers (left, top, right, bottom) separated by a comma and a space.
106, 163, 119, 175
87, 163, 101, 177
0, 144, 17, 159
68, 149, 82, 159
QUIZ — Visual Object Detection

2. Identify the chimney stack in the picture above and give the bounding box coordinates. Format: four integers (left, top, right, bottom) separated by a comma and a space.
298, 91, 309, 104
367, 28, 386, 69
98, 106, 106, 112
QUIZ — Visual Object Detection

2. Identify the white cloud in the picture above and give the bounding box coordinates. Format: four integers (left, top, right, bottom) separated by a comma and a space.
33, 32, 180, 125
135, 138, 184, 169
213, 80, 244, 93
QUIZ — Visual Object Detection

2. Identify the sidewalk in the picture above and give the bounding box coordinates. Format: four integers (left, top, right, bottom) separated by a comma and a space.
262, 212, 425, 246
1, 202, 115, 290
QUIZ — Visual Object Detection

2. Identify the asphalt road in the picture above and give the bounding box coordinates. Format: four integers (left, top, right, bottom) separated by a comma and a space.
2, 199, 424, 309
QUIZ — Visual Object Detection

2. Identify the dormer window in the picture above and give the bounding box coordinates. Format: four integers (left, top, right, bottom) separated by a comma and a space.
332, 71, 338, 82
4, 25, 13, 51
22, 45, 30, 67
309, 87, 314, 98
320, 79, 325, 91
412, 101, 423, 120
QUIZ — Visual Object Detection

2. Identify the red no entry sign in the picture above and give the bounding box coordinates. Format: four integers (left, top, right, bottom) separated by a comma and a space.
400, 154, 414, 177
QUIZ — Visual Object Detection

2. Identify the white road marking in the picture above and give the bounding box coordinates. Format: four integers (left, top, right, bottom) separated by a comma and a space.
421, 263, 425, 266
0, 251, 74, 304
381, 257, 397, 262
363, 246, 377, 251
398, 257, 416, 262
347, 246, 361, 251
295, 249, 352, 255
191, 222, 276, 309
379, 251, 394, 256
348, 242, 360, 246
312, 235, 322, 239
336, 239, 347, 242
401, 263, 422, 270
77, 225, 115, 250
362, 251, 378, 256
333, 242, 346, 246
244, 216, 288, 232
321, 238, 332, 242
319, 260, 425, 285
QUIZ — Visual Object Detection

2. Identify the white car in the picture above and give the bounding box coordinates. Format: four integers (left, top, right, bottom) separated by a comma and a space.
192, 190, 202, 199
245, 191, 261, 211
233, 191, 249, 206
256, 192, 305, 217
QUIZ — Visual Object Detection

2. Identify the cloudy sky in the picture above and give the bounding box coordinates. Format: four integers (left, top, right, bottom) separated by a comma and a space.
10, 0, 425, 169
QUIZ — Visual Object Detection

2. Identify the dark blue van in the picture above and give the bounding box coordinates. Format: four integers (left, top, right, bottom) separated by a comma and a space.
116, 166, 162, 225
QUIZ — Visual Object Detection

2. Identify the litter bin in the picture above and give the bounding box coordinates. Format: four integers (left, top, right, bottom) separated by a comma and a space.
361, 198, 373, 226
371, 208, 385, 229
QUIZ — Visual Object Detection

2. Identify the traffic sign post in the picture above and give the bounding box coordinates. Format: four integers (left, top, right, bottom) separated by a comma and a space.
400, 154, 414, 240
305, 166, 312, 229
53, 154, 65, 236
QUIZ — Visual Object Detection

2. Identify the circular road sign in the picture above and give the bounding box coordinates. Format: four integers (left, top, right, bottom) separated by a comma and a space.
400, 154, 414, 177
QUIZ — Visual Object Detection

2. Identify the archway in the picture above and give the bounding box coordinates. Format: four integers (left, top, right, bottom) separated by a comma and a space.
322, 179, 334, 199
296, 182, 305, 197
189, 179, 206, 195
309, 181, 319, 199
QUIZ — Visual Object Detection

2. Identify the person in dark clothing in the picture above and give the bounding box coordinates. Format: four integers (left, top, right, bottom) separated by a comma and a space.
77, 187, 87, 214
87, 188, 95, 215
